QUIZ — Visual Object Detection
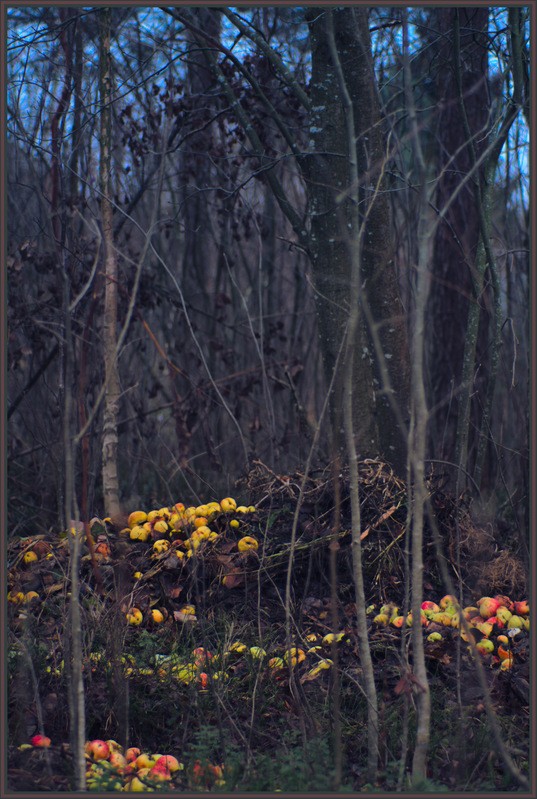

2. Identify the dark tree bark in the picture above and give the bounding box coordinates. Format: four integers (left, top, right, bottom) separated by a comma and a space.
305, 7, 409, 473
426, 8, 489, 471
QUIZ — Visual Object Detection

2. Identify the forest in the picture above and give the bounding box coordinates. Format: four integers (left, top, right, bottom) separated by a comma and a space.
6, 5, 531, 794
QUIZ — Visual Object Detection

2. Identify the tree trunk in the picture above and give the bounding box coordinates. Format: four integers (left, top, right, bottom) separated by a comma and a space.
305, 7, 409, 473
426, 8, 489, 475
99, 7, 121, 518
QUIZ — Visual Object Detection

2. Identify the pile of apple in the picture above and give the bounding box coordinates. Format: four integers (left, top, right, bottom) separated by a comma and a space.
26, 736, 224, 792
372, 594, 529, 669
122, 496, 258, 556
8, 496, 259, 617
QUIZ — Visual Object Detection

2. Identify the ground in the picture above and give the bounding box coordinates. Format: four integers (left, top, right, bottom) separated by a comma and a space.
7, 461, 530, 792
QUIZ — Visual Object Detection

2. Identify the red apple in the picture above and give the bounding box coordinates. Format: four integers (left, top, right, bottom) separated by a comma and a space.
85, 739, 110, 761
477, 597, 500, 619
108, 751, 127, 773
148, 763, 172, 782
421, 601, 440, 614
126, 747, 141, 763
31, 734, 51, 748
155, 755, 182, 773
514, 600, 529, 616
494, 594, 514, 610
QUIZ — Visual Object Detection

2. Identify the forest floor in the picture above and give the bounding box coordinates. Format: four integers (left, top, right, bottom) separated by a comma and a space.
7, 461, 530, 793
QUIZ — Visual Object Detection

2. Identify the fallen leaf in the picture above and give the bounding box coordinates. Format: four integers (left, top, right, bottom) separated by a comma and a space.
173, 610, 197, 623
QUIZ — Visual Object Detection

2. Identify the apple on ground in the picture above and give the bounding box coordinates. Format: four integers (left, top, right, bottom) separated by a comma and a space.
507, 615, 524, 630
421, 601, 440, 615
108, 751, 127, 772
127, 775, 154, 792
477, 597, 500, 619
514, 600, 529, 616
147, 763, 172, 782
439, 594, 458, 610
84, 739, 110, 761
135, 753, 161, 770
155, 755, 182, 773
476, 639, 494, 655
126, 747, 141, 762
31, 734, 51, 748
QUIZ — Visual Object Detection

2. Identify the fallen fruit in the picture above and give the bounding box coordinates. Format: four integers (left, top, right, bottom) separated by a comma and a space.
475, 639, 494, 655
126, 608, 143, 626
31, 734, 51, 748
220, 497, 237, 512
85, 739, 111, 761
373, 613, 389, 626
154, 755, 182, 773
126, 747, 141, 763
237, 536, 259, 552
153, 520, 169, 535
147, 763, 172, 782
514, 600, 529, 616
478, 597, 500, 619
439, 594, 458, 610
151, 609, 165, 624
127, 776, 154, 792
507, 615, 524, 630
128, 511, 148, 528
23, 551, 38, 565
284, 647, 306, 666
500, 654, 514, 670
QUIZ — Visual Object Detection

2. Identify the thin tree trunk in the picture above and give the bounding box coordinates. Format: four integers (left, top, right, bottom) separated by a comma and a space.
99, 7, 121, 518
402, 13, 431, 782
325, 11, 379, 783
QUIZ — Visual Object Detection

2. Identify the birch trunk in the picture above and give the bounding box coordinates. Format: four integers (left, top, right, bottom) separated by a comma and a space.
99, 7, 121, 518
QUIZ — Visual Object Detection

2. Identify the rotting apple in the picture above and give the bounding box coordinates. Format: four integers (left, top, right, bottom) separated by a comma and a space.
514, 600, 529, 616
237, 536, 259, 552
463, 606, 479, 621
496, 606, 512, 624
475, 638, 494, 655
507, 614, 524, 630
126, 607, 143, 625
126, 747, 141, 763
220, 497, 237, 512
500, 654, 514, 670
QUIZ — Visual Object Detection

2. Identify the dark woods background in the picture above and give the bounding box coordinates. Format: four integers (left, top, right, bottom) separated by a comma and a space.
7, 7, 529, 561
